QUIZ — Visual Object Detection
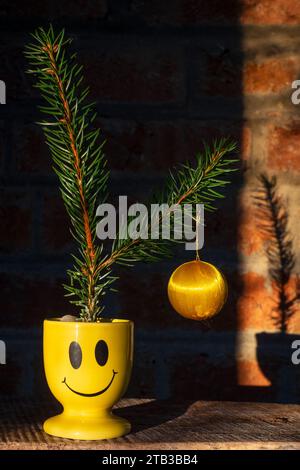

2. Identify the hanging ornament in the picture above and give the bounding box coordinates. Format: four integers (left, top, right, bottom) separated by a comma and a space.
167, 260, 228, 321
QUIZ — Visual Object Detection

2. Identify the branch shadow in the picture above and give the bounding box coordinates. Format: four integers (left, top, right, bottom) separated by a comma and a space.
253, 174, 300, 403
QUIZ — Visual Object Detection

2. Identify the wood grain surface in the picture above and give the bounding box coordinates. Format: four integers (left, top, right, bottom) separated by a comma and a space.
0, 399, 299, 450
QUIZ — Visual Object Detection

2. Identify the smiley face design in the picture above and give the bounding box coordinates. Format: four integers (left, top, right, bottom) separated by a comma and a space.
43, 319, 134, 440
63, 340, 118, 397
43, 319, 134, 417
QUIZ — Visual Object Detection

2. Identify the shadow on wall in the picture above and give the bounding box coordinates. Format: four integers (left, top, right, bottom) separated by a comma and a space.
125, 3, 245, 403
254, 175, 300, 403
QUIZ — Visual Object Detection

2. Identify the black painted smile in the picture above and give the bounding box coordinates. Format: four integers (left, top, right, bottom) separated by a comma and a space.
62, 370, 118, 397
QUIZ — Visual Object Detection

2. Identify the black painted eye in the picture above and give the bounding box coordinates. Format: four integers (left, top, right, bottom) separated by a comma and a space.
69, 341, 82, 369
95, 340, 109, 366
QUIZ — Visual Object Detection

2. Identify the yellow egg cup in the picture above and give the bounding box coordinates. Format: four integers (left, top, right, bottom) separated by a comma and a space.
43, 319, 134, 440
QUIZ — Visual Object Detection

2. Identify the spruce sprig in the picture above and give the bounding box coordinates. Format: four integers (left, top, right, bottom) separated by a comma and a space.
107, 138, 237, 268
25, 26, 110, 322
25, 26, 238, 322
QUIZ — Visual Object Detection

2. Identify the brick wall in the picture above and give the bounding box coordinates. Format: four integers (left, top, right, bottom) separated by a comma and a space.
0, 1, 299, 402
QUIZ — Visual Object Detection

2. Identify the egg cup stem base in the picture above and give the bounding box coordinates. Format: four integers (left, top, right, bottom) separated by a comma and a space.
43, 411, 131, 440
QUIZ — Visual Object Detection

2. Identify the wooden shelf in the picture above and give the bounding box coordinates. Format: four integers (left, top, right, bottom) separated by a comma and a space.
0, 399, 299, 450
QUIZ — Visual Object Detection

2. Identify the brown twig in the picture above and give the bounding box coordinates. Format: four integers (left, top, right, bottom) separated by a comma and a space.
97, 148, 225, 273
45, 42, 97, 316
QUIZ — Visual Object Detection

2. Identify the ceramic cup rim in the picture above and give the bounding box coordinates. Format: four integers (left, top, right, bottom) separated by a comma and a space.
44, 318, 133, 326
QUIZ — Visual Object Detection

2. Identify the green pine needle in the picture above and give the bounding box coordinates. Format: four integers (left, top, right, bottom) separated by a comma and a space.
25, 25, 238, 322
25, 26, 110, 322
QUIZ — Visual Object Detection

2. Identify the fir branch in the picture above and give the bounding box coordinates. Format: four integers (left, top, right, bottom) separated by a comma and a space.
26, 25, 238, 322
99, 138, 238, 271
25, 26, 111, 322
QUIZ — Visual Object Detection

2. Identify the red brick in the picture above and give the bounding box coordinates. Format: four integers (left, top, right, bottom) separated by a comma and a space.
131, 0, 240, 25
244, 59, 297, 94
205, 208, 237, 252
205, 54, 296, 97
101, 119, 247, 172
272, 275, 300, 334
0, 361, 22, 395
79, 46, 184, 104
0, 0, 107, 19
237, 271, 299, 333
132, 0, 300, 25
51, 0, 107, 19
118, 267, 238, 331
238, 359, 271, 386
209, 271, 242, 332
1, 44, 31, 101
0, 191, 32, 253
238, 190, 270, 256
268, 123, 300, 172
131, 0, 181, 25
147, 120, 243, 169
118, 268, 207, 329
118, 270, 184, 328
146, 122, 186, 169
41, 194, 72, 253
181, 122, 250, 162
0, 273, 72, 327
237, 272, 277, 331
205, 184, 251, 257
13, 123, 52, 175
0, 1, 52, 18
181, 0, 239, 24
170, 354, 237, 400
99, 119, 148, 171
205, 53, 242, 97
189, 270, 275, 333
241, 0, 300, 25
100, 119, 176, 171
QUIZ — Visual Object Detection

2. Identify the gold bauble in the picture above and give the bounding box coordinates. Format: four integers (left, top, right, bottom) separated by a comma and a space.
167, 260, 228, 320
